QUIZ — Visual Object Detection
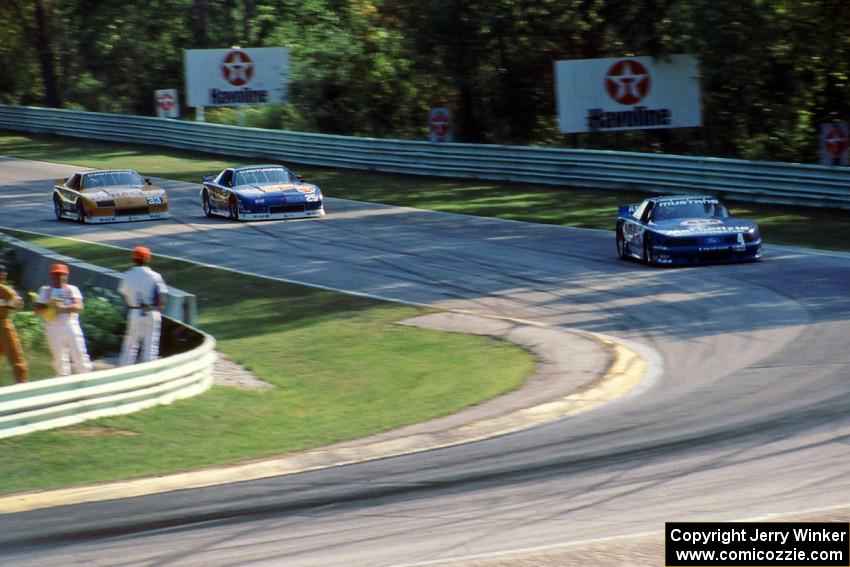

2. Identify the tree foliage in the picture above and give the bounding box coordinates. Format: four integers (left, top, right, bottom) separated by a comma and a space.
0, 0, 848, 163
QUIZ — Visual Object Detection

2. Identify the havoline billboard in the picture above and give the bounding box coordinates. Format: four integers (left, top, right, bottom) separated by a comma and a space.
185, 48, 289, 108
555, 54, 701, 134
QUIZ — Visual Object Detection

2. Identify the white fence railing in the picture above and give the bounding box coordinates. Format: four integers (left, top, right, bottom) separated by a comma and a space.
1, 105, 850, 209
0, 331, 215, 439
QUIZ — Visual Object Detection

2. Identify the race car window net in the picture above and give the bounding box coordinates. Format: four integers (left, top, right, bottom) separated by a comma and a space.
214, 170, 231, 186
235, 167, 294, 186
83, 171, 145, 190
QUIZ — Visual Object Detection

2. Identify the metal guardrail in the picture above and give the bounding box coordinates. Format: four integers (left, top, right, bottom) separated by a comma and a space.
1, 104, 849, 209
0, 330, 215, 439
0, 234, 214, 439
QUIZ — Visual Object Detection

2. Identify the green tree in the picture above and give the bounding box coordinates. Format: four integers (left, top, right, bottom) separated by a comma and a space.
0, 0, 848, 163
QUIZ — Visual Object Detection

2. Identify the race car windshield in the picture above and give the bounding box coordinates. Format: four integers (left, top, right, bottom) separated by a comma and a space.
234, 167, 294, 186
652, 201, 729, 221
83, 171, 145, 190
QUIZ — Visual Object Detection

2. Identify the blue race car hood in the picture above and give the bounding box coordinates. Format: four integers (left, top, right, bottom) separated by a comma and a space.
651, 217, 758, 236
235, 183, 321, 198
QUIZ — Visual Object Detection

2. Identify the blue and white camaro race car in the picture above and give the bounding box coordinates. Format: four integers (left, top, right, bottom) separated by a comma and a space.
615, 195, 762, 265
201, 164, 325, 221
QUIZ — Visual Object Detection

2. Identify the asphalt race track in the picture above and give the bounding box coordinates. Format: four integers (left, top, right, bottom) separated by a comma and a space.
2, 157, 850, 566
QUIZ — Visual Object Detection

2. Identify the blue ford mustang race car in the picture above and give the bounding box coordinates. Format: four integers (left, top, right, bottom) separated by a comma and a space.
615, 195, 762, 265
201, 164, 325, 221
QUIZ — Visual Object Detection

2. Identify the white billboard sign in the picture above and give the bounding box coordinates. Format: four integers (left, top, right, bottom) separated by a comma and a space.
154, 89, 180, 118
185, 48, 289, 108
555, 54, 701, 134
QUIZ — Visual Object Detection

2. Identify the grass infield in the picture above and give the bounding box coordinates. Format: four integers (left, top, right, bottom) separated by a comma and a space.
1, 131, 849, 252
0, 230, 533, 495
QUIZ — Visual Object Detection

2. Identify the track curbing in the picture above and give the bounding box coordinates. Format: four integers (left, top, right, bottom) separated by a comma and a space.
0, 314, 654, 515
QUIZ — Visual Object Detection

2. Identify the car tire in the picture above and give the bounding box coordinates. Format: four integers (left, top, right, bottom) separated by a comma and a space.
229, 195, 240, 221
616, 226, 627, 259
75, 201, 86, 223
202, 190, 213, 218
53, 196, 64, 221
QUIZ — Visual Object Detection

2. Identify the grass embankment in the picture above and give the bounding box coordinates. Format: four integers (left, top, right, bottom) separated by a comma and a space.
1, 131, 849, 252
0, 230, 533, 495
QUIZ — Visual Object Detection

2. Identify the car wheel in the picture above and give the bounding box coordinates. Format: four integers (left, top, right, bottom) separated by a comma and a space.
75, 201, 86, 223
616, 227, 627, 259
642, 234, 654, 265
53, 196, 64, 221
202, 190, 213, 218
229, 195, 240, 221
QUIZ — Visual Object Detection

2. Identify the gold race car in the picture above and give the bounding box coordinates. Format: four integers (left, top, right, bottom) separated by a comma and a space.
53, 170, 170, 223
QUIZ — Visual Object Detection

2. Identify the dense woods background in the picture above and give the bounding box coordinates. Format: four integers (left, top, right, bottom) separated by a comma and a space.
1, 0, 848, 163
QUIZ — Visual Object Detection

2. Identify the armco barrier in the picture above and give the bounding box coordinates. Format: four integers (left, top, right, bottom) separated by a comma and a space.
0, 233, 214, 439
2, 105, 850, 209
0, 329, 215, 439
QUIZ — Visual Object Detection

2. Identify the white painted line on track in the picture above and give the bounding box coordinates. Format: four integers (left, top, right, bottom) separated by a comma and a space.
390, 502, 850, 567
389, 530, 663, 567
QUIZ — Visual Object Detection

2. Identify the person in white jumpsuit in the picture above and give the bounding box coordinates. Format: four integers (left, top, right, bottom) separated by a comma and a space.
118, 246, 168, 366
34, 263, 93, 376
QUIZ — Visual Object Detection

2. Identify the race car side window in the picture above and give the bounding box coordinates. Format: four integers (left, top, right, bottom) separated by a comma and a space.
66, 174, 81, 190
640, 201, 655, 223
218, 170, 234, 187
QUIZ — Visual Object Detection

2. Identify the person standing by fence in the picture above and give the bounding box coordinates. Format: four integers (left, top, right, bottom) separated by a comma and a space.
118, 246, 167, 366
34, 263, 93, 377
0, 264, 29, 383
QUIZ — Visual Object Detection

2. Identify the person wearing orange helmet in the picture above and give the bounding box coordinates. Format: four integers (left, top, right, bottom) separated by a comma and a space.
34, 263, 93, 376
118, 246, 167, 366
0, 264, 29, 383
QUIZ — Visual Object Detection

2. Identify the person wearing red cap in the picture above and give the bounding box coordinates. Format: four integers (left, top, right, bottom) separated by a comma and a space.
0, 264, 29, 383
118, 246, 167, 365
34, 263, 93, 376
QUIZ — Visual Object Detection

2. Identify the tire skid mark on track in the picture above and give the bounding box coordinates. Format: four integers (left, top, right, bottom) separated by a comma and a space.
0, 315, 650, 517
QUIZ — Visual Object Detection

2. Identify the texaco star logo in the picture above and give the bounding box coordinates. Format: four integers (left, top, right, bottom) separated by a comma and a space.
221, 50, 254, 86
605, 59, 651, 105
